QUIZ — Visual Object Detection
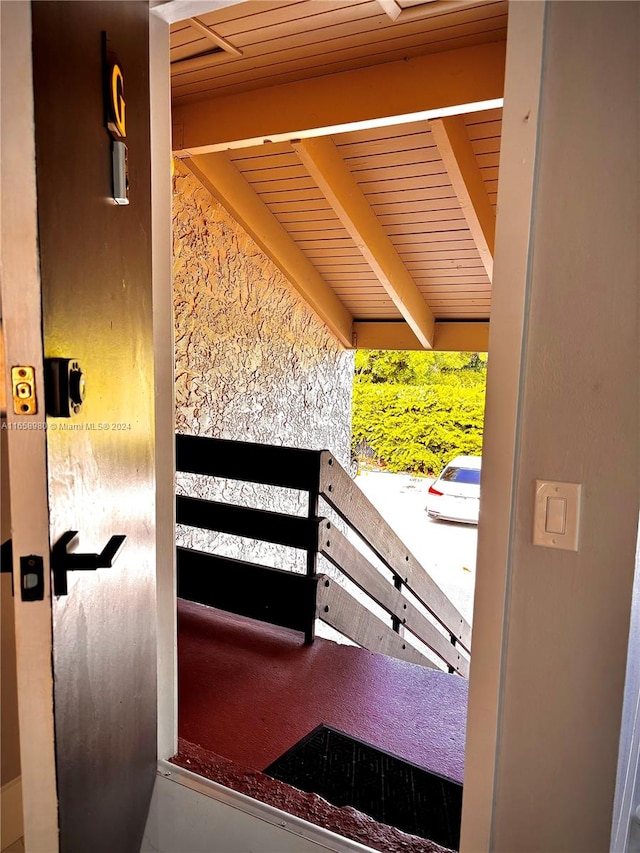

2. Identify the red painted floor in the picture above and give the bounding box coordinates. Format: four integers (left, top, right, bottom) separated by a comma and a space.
178, 599, 468, 784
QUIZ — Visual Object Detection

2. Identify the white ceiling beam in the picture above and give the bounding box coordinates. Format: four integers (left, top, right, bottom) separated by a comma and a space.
172, 41, 505, 154
353, 321, 489, 352
294, 137, 436, 350
430, 115, 496, 280
185, 154, 354, 348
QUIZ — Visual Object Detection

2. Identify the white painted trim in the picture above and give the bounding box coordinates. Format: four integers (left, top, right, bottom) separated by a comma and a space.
150, 0, 247, 25
0, 2, 59, 850
149, 0, 252, 762
459, 2, 547, 850
149, 8, 178, 763
1, 777, 23, 851
154, 761, 378, 853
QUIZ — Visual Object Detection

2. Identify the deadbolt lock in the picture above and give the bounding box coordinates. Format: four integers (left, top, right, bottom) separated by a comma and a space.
11, 366, 37, 415
45, 358, 85, 417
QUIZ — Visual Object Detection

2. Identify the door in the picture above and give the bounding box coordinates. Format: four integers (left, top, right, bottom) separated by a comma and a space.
2, 2, 157, 850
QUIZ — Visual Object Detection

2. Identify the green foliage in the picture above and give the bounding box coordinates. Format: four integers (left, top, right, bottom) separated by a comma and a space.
352, 350, 487, 474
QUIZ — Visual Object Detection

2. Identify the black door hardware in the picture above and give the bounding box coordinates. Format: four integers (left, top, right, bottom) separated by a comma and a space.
1, 540, 14, 596
1, 544, 46, 600
20, 555, 45, 601
52, 530, 126, 595
0, 539, 13, 573
45, 358, 85, 417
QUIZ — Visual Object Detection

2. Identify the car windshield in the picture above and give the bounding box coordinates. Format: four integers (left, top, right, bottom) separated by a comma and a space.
441, 466, 481, 485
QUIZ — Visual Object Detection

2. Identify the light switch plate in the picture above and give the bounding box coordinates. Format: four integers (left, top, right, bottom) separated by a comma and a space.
533, 480, 582, 551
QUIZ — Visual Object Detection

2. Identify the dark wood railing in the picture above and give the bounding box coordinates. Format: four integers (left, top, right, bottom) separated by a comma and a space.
176, 434, 471, 676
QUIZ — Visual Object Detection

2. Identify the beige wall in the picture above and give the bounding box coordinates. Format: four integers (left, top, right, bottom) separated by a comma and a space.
464, 2, 640, 850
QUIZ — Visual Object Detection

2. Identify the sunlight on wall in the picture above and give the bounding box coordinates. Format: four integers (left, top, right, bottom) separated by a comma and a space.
172, 163, 353, 571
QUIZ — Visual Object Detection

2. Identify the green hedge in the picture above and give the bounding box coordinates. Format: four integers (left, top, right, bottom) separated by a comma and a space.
351, 350, 487, 474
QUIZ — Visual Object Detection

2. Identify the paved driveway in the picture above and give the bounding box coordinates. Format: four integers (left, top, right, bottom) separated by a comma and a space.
353, 470, 477, 627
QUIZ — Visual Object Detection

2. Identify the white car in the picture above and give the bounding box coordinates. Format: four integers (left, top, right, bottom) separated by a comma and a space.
425, 455, 482, 524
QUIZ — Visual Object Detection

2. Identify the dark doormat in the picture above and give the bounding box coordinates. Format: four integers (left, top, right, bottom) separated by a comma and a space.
264, 725, 463, 850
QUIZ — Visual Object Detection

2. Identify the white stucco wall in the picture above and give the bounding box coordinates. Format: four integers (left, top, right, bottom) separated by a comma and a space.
172, 163, 353, 570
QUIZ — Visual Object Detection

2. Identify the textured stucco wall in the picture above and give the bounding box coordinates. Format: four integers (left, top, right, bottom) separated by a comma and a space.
173, 163, 354, 571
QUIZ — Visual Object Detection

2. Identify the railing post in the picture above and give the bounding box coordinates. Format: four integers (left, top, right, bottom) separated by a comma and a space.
307, 467, 320, 578
304, 456, 321, 645
448, 635, 457, 674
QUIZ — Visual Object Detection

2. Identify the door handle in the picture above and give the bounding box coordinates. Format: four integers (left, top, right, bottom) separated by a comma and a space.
52, 530, 126, 595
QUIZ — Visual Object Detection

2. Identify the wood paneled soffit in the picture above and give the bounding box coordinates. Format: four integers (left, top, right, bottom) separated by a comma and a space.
172, 41, 506, 155
430, 116, 496, 280
294, 137, 435, 350
185, 154, 354, 348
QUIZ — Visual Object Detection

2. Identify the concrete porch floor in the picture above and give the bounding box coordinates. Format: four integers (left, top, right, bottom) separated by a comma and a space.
177, 598, 468, 785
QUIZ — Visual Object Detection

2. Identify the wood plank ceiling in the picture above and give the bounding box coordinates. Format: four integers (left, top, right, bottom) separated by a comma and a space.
170, 0, 508, 351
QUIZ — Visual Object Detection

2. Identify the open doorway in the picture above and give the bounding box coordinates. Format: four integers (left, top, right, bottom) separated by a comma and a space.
162, 2, 504, 849
4, 2, 637, 851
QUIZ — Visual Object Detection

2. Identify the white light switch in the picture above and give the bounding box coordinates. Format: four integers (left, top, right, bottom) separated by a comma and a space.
533, 480, 581, 551
545, 497, 566, 535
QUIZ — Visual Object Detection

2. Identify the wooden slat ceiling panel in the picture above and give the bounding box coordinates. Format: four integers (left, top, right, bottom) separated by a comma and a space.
377, 210, 473, 225
408, 275, 489, 287
397, 237, 479, 250
171, 2, 384, 93
465, 109, 502, 207
363, 186, 459, 205
333, 121, 492, 317
172, 22, 508, 103
171, 3, 506, 344
173, 5, 506, 73
171, 0, 508, 104
206, 0, 366, 34
368, 202, 465, 222
386, 220, 470, 235
232, 127, 494, 325
171, 37, 219, 64
231, 146, 366, 284
342, 147, 443, 171
337, 125, 434, 152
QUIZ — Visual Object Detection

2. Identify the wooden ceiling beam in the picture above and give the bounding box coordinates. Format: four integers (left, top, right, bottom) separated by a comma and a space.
429, 115, 496, 280
186, 17, 242, 56
172, 41, 506, 155
353, 321, 490, 352
295, 137, 435, 350
185, 154, 354, 348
